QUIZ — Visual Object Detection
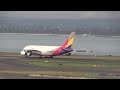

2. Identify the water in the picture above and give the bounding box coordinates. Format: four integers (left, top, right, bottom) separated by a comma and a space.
0, 33, 120, 56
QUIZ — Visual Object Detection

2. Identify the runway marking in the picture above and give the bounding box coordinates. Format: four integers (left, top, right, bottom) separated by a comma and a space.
0, 78, 5, 79
29, 74, 94, 79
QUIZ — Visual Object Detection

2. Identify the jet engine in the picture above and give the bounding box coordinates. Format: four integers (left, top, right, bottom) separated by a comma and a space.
20, 51, 26, 55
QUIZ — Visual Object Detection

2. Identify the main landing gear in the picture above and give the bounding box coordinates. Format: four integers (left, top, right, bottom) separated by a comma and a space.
39, 55, 54, 58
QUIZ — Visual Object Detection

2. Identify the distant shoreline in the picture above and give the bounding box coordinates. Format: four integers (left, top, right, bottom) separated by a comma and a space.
0, 33, 120, 38
0, 33, 68, 36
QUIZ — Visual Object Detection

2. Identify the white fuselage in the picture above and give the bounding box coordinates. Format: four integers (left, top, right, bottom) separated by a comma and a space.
21, 45, 60, 55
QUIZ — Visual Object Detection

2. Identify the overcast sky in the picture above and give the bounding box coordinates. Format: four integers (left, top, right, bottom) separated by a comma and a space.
0, 11, 120, 19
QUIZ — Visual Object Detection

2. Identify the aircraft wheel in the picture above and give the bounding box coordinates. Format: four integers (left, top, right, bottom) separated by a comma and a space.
50, 56, 54, 58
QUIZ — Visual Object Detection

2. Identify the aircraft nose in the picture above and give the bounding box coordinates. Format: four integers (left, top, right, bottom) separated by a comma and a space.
20, 51, 25, 55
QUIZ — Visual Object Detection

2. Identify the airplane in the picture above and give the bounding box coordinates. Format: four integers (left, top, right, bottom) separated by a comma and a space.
20, 32, 76, 58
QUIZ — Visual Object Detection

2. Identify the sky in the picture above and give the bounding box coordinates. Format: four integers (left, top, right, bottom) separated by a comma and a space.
0, 11, 120, 19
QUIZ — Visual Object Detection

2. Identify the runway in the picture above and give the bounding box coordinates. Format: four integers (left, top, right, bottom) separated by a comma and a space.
0, 55, 120, 79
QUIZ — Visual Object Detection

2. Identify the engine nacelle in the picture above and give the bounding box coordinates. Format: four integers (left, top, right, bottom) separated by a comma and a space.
27, 52, 32, 56
20, 51, 32, 56
20, 51, 26, 55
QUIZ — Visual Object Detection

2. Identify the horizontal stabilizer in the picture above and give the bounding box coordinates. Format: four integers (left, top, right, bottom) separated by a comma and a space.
62, 48, 73, 52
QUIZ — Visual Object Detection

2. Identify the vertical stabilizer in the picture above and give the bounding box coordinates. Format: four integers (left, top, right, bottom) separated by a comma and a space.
63, 32, 76, 48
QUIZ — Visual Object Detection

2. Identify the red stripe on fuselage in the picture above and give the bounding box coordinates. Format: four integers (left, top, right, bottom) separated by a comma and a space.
53, 46, 62, 56
63, 39, 68, 48
53, 39, 68, 56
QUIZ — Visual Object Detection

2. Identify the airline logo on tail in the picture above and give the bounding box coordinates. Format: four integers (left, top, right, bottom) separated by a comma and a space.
53, 32, 76, 56
63, 32, 76, 48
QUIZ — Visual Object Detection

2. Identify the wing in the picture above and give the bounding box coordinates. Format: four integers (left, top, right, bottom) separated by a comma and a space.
25, 50, 43, 55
